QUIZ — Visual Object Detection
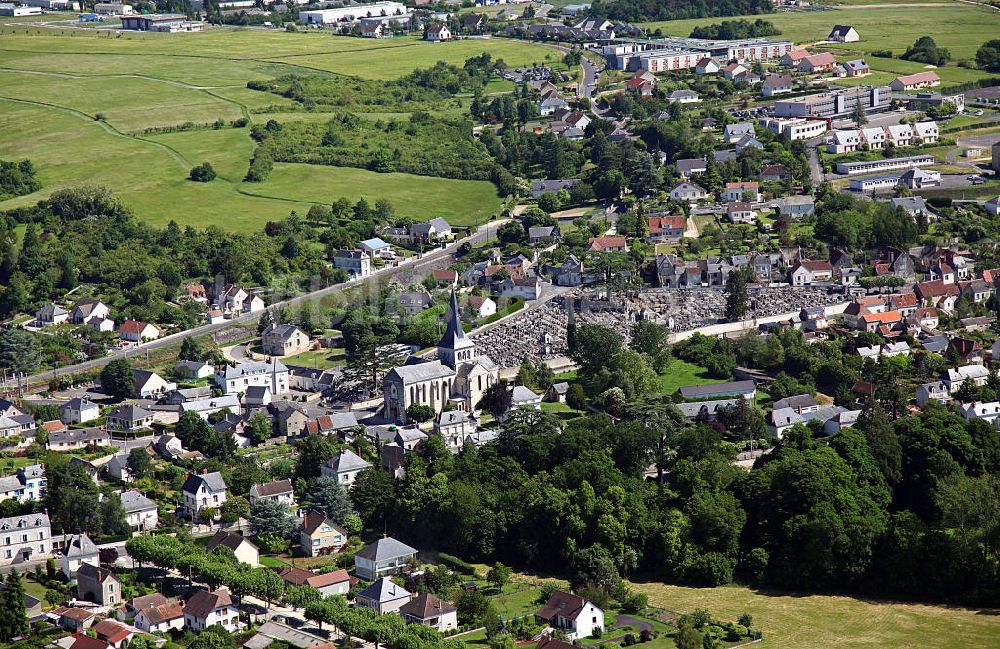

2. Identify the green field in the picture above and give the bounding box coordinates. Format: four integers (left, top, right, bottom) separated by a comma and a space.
631, 582, 1000, 649
656, 358, 725, 396
0, 29, 549, 231
644, 4, 1000, 85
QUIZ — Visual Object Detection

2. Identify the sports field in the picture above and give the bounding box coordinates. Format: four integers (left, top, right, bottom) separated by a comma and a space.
631, 582, 1000, 649
644, 4, 1000, 86
0, 27, 552, 231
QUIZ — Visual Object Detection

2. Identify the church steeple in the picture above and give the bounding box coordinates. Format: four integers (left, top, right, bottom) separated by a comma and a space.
438, 289, 475, 370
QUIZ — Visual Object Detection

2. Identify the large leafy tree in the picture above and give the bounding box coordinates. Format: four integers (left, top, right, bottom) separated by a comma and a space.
0, 570, 28, 642
100, 358, 135, 401
301, 477, 354, 524
249, 498, 296, 539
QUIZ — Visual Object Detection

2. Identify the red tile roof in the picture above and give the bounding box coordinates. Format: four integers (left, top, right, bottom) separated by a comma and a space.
894, 71, 940, 86
588, 236, 627, 251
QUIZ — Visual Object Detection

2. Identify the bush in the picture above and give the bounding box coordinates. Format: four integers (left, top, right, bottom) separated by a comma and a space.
438, 552, 478, 575
189, 162, 217, 183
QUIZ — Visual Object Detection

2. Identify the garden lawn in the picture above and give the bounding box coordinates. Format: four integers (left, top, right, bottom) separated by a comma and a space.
630, 582, 1000, 649
642, 5, 1000, 61
280, 347, 346, 370
489, 586, 545, 619
656, 359, 725, 396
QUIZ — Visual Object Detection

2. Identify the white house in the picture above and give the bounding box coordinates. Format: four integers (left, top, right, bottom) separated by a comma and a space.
205, 531, 259, 567
356, 578, 412, 615
134, 596, 185, 634
0, 513, 50, 566
182, 471, 228, 515
215, 359, 289, 396
511, 385, 542, 409
183, 588, 241, 632
60, 533, 98, 578
828, 25, 860, 43
36, 303, 69, 327
320, 448, 371, 486
960, 401, 1000, 425
119, 320, 160, 343
59, 398, 100, 425
120, 490, 159, 531
133, 369, 175, 399
669, 182, 708, 204
945, 365, 991, 393
354, 536, 418, 580
535, 591, 604, 641
400, 593, 458, 632
334, 250, 372, 278
249, 479, 294, 507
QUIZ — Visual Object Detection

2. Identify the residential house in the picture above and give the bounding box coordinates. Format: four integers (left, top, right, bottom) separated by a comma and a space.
183, 588, 241, 632
0, 464, 46, 503
205, 531, 259, 567
354, 536, 418, 580
950, 338, 984, 365
535, 591, 604, 641
70, 299, 110, 325
57, 608, 97, 633
678, 381, 756, 400
916, 280, 960, 312
722, 63, 747, 80
773, 394, 819, 414
410, 218, 454, 244
667, 89, 700, 104
761, 164, 791, 182
120, 490, 158, 531
780, 49, 811, 67
276, 566, 351, 596
916, 380, 951, 405
133, 369, 174, 398
182, 471, 228, 516
695, 58, 721, 75
106, 405, 154, 432
36, 303, 69, 327
675, 158, 707, 178
960, 401, 1000, 425
798, 53, 837, 73
859, 310, 903, 333
249, 479, 294, 507
397, 291, 433, 316
727, 201, 756, 224
528, 226, 559, 243
320, 448, 371, 487
844, 59, 869, 77
77, 563, 121, 606
763, 74, 793, 97
434, 410, 479, 452
431, 269, 459, 287
59, 397, 100, 425
735, 134, 764, 153
828, 130, 861, 154
588, 236, 628, 252
356, 578, 412, 615
0, 512, 50, 566
530, 179, 579, 198
723, 123, 755, 143
789, 260, 834, 285
215, 359, 289, 396
118, 320, 160, 343
61, 533, 98, 578
669, 182, 708, 203
424, 23, 450, 41
299, 510, 348, 557
511, 385, 542, 410
174, 360, 214, 380
360, 237, 394, 260
724, 182, 759, 202
914, 121, 939, 144
134, 597, 184, 634
767, 407, 804, 437
358, 22, 387, 38
48, 427, 110, 450
261, 323, 310, 357
645, 215, 686, 242
945, 364, 990, 393
828, 25, 860, 42
333, 250, 372, 279
885, 124, 914, 147
890, 71, 940, 91
400, 593, 458, 631
778, 195, 815, 218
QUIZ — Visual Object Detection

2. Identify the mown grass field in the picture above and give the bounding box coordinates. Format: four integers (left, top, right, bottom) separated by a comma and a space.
630, 582, 1000, 649
644, 4, 1000, 85
0, 28, 546, 230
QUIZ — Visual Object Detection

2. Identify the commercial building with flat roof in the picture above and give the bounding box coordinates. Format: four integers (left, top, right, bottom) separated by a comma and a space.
835, 154, 935, 176
774, 85, 891, 118
299, 1, 405, 24
603, 37, 793, 70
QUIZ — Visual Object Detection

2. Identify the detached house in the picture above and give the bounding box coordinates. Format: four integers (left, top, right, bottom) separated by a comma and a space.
535, 591, 604, 641
354, 536, 418, 580
36, 303, 69, 327
118, 320, 159, 343
71, 299, 110, 325
356, 578, 412, 615
261, 323, 310, 357
789, 260, 834, 286
299, 510, 348, 557
828, 25, 860, 42
724, 182, 759, 202
59, 398, 100, 425
400, 593, 458, 632
182, 471, 227, 516
134, 597, 184, 634
763, 74, 793, 97
320, 448, 371, 486
669, 182, 708, 203
249, 479, 294, 506
205, 531, 259, 567
276, 566, 351, 596
890, 71, 940, 91
183, 588, 241, 632
76, 563, 121, 606
798, 53, 837, 73
120, 490, 158, 531
424, 23, 450, 41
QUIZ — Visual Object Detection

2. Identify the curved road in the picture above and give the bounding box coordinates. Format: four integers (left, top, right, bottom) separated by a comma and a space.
25, 220, 504, 387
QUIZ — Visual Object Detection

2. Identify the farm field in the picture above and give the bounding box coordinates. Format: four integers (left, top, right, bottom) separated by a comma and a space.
0, 28, 541, 231
644, 5, 1000, 83
631, 582, 1000, 649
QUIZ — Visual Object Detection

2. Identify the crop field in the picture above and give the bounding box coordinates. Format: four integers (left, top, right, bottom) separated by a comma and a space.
0, 28, 549, 230
644, 4, 1000, 84
631, 582, 1000, 649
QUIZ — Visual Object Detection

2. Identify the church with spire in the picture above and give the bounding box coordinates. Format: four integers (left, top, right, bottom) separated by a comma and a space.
382, 290, 500, 423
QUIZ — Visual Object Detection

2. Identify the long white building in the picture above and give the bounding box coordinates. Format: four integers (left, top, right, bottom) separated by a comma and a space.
604, 37, 794, 71
0, 512, 51, 566
300, 1, 405, 24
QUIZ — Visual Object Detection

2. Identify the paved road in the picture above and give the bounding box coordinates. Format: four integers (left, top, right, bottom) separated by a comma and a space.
25, 221, 504, 388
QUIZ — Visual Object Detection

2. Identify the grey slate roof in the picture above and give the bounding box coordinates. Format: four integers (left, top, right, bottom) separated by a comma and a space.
183, 471, 227, 495
355, 536, 418, 562
324, 448, 371, 474
679, 380, 756, 399
357, 577, 410, 603
63, 533, 97, 558
120, 490, 157, 513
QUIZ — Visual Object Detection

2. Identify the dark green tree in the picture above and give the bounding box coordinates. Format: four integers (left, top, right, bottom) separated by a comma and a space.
100, 358, 135, 401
